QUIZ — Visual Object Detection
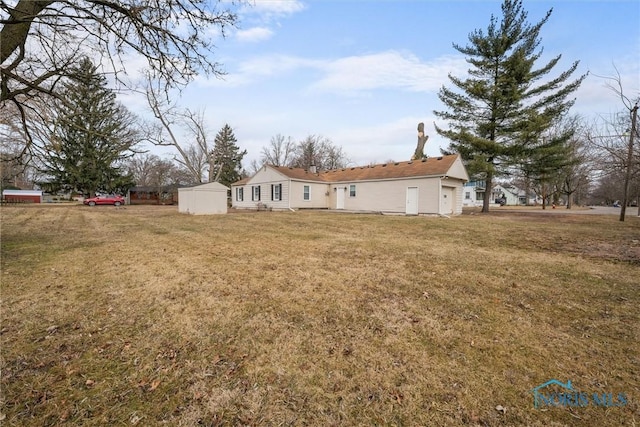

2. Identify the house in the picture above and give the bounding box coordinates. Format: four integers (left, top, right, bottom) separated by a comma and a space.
128, 185, 180, 205
231, 154, 469, 215
462, 180, 486, 207
492, 184, 539, 206
178, 182, 229, 215
2, 189, 43, 203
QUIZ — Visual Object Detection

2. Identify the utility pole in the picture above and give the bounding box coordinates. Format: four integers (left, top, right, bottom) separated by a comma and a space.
620, 102, 638, 222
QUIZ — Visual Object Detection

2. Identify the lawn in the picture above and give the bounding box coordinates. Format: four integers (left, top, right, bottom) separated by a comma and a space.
1, 205, 638, 426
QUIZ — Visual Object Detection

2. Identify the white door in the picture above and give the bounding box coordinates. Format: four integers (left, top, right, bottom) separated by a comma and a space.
406, 187, 418, 215
336, 187, 345, 209
441, 187, 453, 214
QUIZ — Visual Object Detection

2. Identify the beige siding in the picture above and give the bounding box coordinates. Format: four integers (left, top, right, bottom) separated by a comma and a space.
231, 166, 294, 210
289, 181, 330, 209
447, 156, 470, 181
232, 182, 291, 210
231, 185, 251, 209
246, 166, 288, 184
329, 178, 441, 214
178, 182, 228, 215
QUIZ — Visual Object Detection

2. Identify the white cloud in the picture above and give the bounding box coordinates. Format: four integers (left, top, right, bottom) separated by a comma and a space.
192, 54, 320, 87
235, 26, 274, 43
310, 51, 467, 95
237, 54, 319, 76
194, 51, 466, 95
243, 0, 306, 17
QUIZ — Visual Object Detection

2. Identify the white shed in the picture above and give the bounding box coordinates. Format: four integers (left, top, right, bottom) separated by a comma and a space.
178, 182, 229, 215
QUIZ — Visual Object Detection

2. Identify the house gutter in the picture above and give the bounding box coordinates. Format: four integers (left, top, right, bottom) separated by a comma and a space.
438, 176, 443, 215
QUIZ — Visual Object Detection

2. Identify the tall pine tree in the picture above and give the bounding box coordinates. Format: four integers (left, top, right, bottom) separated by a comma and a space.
434, 0, 585, 212
40, 57, 137, 197
209, 124, 246, 187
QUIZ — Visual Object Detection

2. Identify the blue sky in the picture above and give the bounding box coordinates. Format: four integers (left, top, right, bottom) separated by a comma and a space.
123, 0, 640, 168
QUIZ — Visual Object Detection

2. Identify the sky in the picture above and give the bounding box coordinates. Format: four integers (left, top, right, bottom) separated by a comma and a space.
119, 0, 640, 169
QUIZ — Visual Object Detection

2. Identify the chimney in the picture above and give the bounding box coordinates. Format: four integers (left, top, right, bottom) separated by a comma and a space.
309, 163, 317, 174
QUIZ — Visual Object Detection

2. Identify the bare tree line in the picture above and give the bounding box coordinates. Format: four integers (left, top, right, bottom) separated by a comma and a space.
251, 134, 351, 173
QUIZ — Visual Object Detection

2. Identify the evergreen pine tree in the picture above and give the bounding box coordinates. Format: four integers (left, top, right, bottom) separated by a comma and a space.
210, 124, 246, 187
434, 0, 585, 212
40, 57, 137, 197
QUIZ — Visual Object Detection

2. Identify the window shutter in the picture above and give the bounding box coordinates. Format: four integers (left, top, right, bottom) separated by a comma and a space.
271, 184, 274, 201
279, 184, 282, 201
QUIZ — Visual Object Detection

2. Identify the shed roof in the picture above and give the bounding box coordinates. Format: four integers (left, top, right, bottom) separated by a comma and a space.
2, 189, 43, 196
179, 181, 229, 191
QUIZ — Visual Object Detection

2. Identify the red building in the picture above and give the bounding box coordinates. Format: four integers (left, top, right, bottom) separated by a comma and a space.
2, 189, 43, 203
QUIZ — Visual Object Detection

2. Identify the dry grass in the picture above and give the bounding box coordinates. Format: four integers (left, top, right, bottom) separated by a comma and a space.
1, 205, 638, 426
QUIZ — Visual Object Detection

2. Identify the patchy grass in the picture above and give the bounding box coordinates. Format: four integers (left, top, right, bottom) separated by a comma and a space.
1, 205, 638, 426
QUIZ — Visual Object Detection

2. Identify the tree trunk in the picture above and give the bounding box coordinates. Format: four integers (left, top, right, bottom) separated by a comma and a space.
483, 172, 493, 213
620, 103, 638, 222
0, 1, 54, 64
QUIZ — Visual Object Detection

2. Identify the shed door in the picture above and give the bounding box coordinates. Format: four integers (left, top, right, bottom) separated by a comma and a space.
336, 187, 345, 210
406, 187, 418, 215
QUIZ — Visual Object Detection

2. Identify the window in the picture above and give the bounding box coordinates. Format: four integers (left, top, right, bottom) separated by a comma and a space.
349, 184, 356, 197
236, 187, 244, 201
272, 184, 282, 201
476, 192, 483, 201
465, 191, 470, 200
252, 186, 261, 201
303, 185, 310, 201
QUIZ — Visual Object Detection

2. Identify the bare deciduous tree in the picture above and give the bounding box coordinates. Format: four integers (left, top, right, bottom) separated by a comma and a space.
589, 67, 640, 219
289, 135, 350, 171
146, 87, 215, 184
126, 153, 185, 187
1, 0, 239, 154
552, 116, 595, 209
260, 134, 296, 167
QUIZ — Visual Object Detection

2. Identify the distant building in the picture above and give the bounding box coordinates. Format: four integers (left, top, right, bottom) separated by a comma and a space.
2, 189, 43, 203
127, 185, 180, 205
462, 180, 485, 207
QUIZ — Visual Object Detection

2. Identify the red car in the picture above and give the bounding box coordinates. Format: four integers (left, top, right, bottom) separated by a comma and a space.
83, 195, 125, 206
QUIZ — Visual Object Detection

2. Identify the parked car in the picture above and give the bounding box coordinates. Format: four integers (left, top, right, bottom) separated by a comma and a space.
494, 197, 506, 206
83, 195, 125, 206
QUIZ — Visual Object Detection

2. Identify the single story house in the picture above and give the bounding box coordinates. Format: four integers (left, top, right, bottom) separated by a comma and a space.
178, 182, 229, 215
2, 189, 43, 203
231, 154, 469, 215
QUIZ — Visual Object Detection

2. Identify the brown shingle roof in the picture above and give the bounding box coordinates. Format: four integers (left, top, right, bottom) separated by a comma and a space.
233, 176, 251, 186
272, 154, 460, 182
